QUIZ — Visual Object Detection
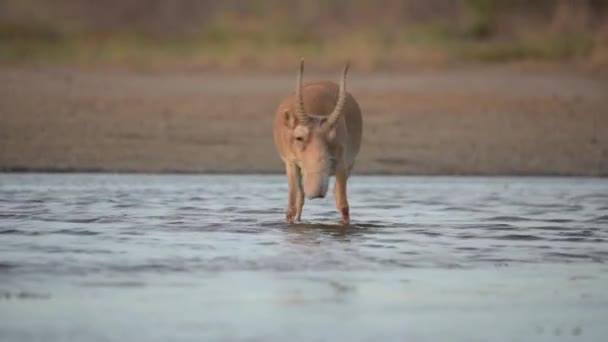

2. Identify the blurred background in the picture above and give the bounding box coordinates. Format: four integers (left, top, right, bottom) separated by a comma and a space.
1, 0, 607, 70
0, 0, 607, 175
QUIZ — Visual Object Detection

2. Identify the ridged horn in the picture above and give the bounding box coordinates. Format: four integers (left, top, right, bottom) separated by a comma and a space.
294, 58, 310, 126
326, 61, 349, 127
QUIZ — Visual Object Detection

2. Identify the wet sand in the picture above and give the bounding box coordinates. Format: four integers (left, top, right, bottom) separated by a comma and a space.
1, 66, 607, 175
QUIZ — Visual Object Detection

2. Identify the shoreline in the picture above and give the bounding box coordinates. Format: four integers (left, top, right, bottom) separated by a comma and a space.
1, 65, 607, 177
2, 168, 606, 178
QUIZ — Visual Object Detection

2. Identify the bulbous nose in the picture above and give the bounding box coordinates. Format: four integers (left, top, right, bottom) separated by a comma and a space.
303, 171, 329, 200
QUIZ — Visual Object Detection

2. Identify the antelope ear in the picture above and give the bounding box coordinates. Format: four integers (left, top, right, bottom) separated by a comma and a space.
283, 110, 296, 128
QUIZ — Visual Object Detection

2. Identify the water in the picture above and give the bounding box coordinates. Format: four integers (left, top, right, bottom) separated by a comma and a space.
1, 174, 607, 341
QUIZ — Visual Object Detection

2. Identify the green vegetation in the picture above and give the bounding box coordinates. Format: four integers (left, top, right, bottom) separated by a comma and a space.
460, 34, 594, 62
0, 0, 604, 70
0, 22, 73, 62
405, 24, 595, 63
463, 0, 501, 38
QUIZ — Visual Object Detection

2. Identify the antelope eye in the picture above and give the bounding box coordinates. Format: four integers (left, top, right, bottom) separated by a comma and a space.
295, 136, 304, 142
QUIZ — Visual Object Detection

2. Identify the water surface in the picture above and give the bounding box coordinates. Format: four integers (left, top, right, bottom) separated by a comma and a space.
1, 174, 607, 341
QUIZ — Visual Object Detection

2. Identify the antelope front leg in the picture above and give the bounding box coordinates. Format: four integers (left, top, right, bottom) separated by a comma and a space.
285, 162, 298, 224
334, 161, 350, 225
295, 166, 305, 222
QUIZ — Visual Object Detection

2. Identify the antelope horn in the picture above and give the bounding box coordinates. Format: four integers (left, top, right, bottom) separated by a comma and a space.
326, 61, 349, 127
294, 58, 310, 126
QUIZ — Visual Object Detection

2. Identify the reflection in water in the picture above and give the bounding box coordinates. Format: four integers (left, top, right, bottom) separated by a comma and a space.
286, 222, 364, 241
1, 174, 607, 341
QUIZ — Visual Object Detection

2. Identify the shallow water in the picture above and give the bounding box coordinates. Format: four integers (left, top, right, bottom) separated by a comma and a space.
1, 174, 607, 341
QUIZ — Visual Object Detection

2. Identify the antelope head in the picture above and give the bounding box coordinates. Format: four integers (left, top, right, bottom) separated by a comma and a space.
283, 59, 349, 199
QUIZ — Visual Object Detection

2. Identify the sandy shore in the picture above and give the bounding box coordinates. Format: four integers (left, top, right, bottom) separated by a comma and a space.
1, 65, 607, 176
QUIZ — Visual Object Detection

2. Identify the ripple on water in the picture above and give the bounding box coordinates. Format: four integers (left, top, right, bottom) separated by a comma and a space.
557, 230, 595, 237
362, 243, 398, 249
59, 217, 100, 224
239, 209, 279, 215
1, 174, 607, 276
544, 252, 594, 260
0, 213, 31, 219
187, 196, 207, 202
407, 228, 442, 237
590, 214, 608, 222
259, 221, 285, 228
52, 228, 100, 236
229, 228, 266, 234
486, 216, 534, 222
176, 206, 200, 211
75, 281, 146, 288
231, 217, 258, 223
0, 229, 41, 236
543, 218, 574, 223
495, 234, 544, 241
531, 226, 564, 231
457, 223, 520, 231
0, 262, 18, 270
41, 246, 112, 255
112, 203, 137, 209
0, 291, 51, 300
372, 237, 411, 244
122, 264, 189, 273
257, 241, 279, 246
367, 204, 402, 210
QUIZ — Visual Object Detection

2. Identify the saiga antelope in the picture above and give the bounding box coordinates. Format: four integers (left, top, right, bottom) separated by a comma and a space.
273, 59, 362, 224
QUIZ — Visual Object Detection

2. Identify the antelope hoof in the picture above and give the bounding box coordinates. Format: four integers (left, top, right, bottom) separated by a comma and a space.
340, 207, 350, 225
286, 207, 296, 224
